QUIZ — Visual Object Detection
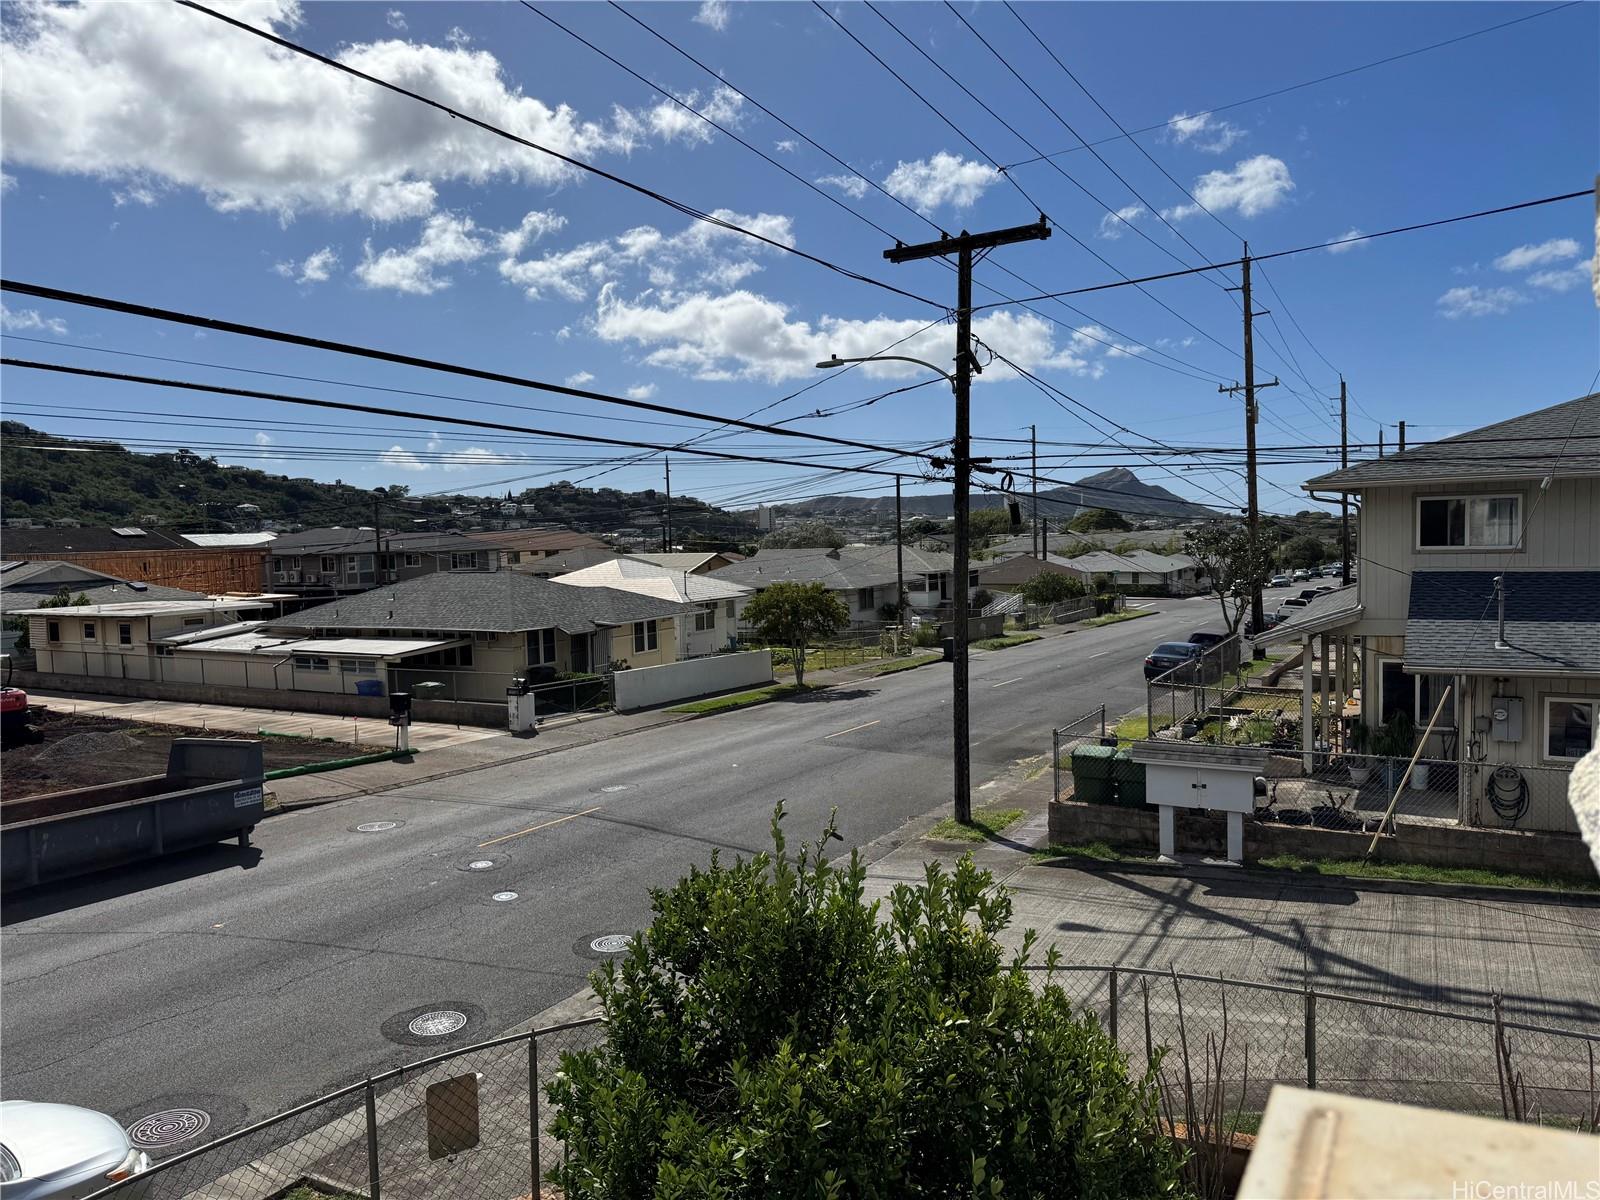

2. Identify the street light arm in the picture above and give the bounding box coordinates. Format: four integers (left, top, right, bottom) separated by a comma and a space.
815, 353, 955, 385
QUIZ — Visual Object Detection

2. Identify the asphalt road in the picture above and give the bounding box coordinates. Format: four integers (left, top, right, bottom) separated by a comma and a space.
2, 597, 1218, 1138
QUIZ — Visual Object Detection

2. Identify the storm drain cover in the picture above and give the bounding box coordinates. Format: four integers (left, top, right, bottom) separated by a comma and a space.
127, 1109, 211, 1149
599, 784, 631, 793
355, 821, 398, 833
408, 1010, 468, 1038
467, 860, 495, 870
590, 934, 633, 954
491, 891, 519, 902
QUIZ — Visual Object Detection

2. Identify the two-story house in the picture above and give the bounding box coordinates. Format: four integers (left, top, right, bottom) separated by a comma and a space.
1269, 392, 1598, 834
266, 528, 502, 601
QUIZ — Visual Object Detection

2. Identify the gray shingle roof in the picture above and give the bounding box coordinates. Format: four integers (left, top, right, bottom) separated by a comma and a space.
0, 560, 206, 613
713, 545, 954, 590
0, 526, 191, 553
1404, 570, 1600, 674
1256, 584, 1362, 646
1308, 393, 1600, 489
271, 570, 682, 635
270, 527, 489, 555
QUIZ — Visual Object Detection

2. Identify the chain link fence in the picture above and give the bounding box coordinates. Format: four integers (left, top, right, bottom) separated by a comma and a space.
1052, 705, 1109, 803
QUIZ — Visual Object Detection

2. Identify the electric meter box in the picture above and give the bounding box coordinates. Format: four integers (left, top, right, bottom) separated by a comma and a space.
1489, 696, 1523, 743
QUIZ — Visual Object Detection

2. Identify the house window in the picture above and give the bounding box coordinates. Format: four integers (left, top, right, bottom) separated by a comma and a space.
339, 658, 378, 674
725, 598, 736, 618
183, 617, 205, 627
118, 623, 133, 646
968, 571, 979, 589
152, 645, 174, 658
528, 628, 558, 665
1379, 662, 1454, 728
1417, 495, 1520, 549
472, 631, 499, 644
694, 603, 718, 632
451, 552, 478, 570
509, 551, 523, 564
46, 620, 61, 643
857, 587, 875, 611
82, 622, 97, 642
404, 553, 422, 567
1544, 697, 1594, 762
293, 655, 330, 672
321, 556, 338, 573
633, 620, 658, 653
346, 556, 359, 572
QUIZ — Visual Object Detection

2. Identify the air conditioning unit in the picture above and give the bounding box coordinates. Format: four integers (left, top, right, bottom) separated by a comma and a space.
273, 574, 287, 584
287, 571, 301, 584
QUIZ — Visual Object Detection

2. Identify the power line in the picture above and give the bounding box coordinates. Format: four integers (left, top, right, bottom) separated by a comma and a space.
997, 2, 1584, 170
173, 0, 944, 313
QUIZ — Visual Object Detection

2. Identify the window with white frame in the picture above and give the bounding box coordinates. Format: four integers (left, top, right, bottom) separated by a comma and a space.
857, 587, 875, 611
82, 622, 97, 642
1416, 495, 1520, 549
152, 645, 174, 658
321, 556, 338, 573
451, 552, 478, 570
46, 620, 60, 643
724, 598, 736, 618
118, 623, 133, 646
293, 655, 330, 672
693, 603, 718, 632
633, 620, 658, 653
1544, 697, 1594, 762
404, 553, 422, 567
1379, 662, 1455, 727
528, 628, 558, 665
339, 658, 378, 674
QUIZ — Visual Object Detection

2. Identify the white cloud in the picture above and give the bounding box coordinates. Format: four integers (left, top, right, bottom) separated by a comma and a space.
385, 9, 406, 30
1324, 228, 1365, 254
1165, 155, 1293, 221
593, 286, 1119, 384
500, 208, 793, 301
694, 0, 731, 31
564, 370, 595, 386
1493, 238, 1580, 272
112, 182, 157, 207
496, 209, 566, 257
625, 383, 657, 400
444, 26, 471, 49
1526, 262, 1590, 293
1, 170, 14, 192
254, 431, 274, 446
775, 138, 798, 154
0, 304, 67, 335
1097, 204, 1144, 240
442, 446, 517, 470
356, 212, 487, 294
0, 1, 660, 222
1436, 285, 1526, 319
883, 152, 999, 214
380, 444, 428, 471
274, 245, 339, 284
1166, 111, 1246, 153
816, 173, 870, 199
701, 259, 762, 288
645, 86, 744, 147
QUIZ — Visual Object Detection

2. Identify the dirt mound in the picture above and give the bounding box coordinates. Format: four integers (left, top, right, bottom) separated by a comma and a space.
33, 730, 142, 763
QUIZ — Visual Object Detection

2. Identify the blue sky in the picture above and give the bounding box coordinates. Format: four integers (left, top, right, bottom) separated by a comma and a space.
2, 0, 1595, 523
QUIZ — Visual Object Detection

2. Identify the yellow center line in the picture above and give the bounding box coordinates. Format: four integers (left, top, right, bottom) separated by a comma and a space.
478, 805, 603, 848
823, 719, 880, 740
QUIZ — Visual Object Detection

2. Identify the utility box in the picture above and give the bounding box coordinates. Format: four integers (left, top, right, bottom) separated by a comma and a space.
1129, 741, 1268, 865
1489, 696, 1523, 743
506, 681, 536, 733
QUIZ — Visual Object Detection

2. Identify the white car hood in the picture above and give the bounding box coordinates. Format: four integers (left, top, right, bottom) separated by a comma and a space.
0, 1100, 129, 1181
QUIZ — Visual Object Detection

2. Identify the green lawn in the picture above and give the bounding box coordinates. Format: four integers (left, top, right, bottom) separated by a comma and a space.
973, 633, 1043, 651
668, 683, 812, 714
1113, 712, 1154, 744
927, 805, 1026, 842
859, 653, 944, 677
1081, 608, 1153, 627
1031, 840, 1131, 864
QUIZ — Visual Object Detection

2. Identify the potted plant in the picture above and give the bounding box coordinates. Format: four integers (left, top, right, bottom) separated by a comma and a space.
1371, 713, 1416, 793
1345, 719, 1375, 785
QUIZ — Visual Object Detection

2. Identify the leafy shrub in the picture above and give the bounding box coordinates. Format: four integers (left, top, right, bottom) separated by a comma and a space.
910, 622, 941, 648
546, 809, 1186, 1199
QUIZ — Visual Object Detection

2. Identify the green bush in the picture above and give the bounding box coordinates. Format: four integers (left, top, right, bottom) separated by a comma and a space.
546, 808, 1186, 1199
910, 622, 941, 648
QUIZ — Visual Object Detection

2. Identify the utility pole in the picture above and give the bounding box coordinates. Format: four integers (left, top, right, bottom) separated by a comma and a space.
1398, 421, 1406, 453
372, 491, 383, 583
885, 218, 1051, 825
895, 475, 906, 627
1378, 426, 1385, 458
1339, 378, 1351, 587
663, 456, 672, 553
1220, 243, 1278, 641
1031, 423, 1040, 559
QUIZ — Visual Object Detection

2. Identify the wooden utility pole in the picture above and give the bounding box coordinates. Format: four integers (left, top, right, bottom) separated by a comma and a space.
372, 491, 383, 583
885, 218, 1051, 824
663, 456, 672, 553
1220, 244, 1278, 639
895, 475, 906, 626
1339, 378, 1351, 587
1398, 421, 1407, 453
1031, 423, 1040, 559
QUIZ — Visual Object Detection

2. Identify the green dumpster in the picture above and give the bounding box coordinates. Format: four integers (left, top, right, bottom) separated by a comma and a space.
1111, 750, 1147, 807
1071, 745, 1119, 805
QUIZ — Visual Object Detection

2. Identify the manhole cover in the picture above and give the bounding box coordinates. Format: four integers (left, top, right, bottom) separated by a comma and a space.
590, 934, 633, 954
467, 860, 495, 870
491, 891, 518, 902
127, 1108, 211, 1149
407, 1010, 468, 1038
599, 784, 631, 793
355, 821, 398, 833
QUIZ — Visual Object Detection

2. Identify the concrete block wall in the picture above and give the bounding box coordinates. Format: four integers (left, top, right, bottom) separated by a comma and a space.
612, 650, 773, 711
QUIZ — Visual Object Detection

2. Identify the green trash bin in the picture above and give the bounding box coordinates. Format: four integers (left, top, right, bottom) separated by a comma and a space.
1110, 750, 1147, 807
1071, 745, 1119, 805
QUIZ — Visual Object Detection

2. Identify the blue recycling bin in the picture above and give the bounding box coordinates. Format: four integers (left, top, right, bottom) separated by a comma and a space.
354, 678, 386, 697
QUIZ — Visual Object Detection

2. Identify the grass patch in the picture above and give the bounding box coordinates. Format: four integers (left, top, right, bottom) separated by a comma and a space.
1030, 840, 1137, 864
280, 1187, 364, 1200
973, 633, 1043, 651
860, 653, 944, 677
1257, 854, 1600, 894
927, 805, 1026, 842
668, 683, 811, 715
1081, 608, 1153, 627
1113, 712, 1153, 745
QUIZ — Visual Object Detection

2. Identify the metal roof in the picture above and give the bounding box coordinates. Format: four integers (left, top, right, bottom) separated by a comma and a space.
553, 559, 750, 604
179, 632, 459, 658
1307, 392, 1600, 489
181, 532, 279, 547
1404, 570, 1600, 675
1255, 585, 1363, 646
20, 598, 271, 618
0, 560, 205, 612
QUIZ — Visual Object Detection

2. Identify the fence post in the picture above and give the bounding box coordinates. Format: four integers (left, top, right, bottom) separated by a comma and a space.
1108, 967, 1119, 1044
1052, 728, 1060, 804
1304, 988, 1318, 1089
528, 1031, 541, 1193
364, 1078, 381, 1200
1098, 704, 1106, 738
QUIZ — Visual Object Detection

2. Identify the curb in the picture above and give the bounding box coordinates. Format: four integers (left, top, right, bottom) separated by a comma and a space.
264, 749, 415, 781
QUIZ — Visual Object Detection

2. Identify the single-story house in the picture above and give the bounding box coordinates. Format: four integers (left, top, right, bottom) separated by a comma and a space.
630, 551, 744, 574
22, 598, 277, 682
713, 546, 976, 628
552, 558, 751, 659
974, 553, 1090, 593
0, 560, 208, 613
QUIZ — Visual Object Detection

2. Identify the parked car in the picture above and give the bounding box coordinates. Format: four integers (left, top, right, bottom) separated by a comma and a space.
1296, 589, 1324, 602
0, 1101, 149, 1199
1292, 568, 1313, 581
1268, 574, 1293, 589
1144, 640, 1205, 681
1186, 629, 1240, 671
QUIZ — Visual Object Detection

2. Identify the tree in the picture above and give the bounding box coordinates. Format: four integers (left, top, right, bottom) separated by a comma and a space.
967, 507, 1014, 541
1185, 523, 1275, 634
1067, 507, 1130, 533
546, 808, 1184, 1199
899, 516, 948, 544
761, 521, 846, 550
1017, 570, 1086, 606
742, 581, 848, 686
1278, 533, 1327, 571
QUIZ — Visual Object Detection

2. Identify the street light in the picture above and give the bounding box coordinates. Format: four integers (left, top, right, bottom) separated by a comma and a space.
815, 354, 956, 388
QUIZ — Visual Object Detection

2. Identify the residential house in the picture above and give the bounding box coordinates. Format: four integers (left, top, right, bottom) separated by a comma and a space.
179, 532, 279, 549
519, 548, 629, 577
465, 527, 609, 568
714, 546, 974, 628
0, 560, 209, 613
630, 551, 744, 574
1264, 392, 1599, 834
974, 553, 1090, 593
266, 528, 501, 600
23, 597, 275, 682
1, 525, 269, 594
552, 558, 750, 658
1117, 550, 1204, 593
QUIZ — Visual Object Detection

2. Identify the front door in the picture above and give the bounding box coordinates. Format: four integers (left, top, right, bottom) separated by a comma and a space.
571, 633, 590, 674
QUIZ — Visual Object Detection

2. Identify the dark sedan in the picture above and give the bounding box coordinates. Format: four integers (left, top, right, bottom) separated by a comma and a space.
1143, 641, 1204, 681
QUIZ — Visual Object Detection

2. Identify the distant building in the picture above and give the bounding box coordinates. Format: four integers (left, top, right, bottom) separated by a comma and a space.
1, 525, 268, 594
265, 527, 503, 600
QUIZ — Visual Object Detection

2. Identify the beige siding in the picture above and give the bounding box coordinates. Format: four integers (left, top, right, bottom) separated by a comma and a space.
1354, 476, 1600, 635
607, 617, 678, 668
1458, 674, 1593, 834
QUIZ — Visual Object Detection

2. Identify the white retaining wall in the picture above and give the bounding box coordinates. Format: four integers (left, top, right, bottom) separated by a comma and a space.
612, 650, 773, 711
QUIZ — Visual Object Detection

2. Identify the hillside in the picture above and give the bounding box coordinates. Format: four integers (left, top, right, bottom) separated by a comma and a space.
0, 423, 755, 542
764, 468, 1217, 523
